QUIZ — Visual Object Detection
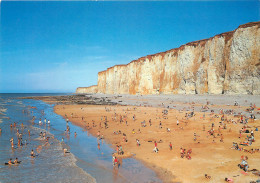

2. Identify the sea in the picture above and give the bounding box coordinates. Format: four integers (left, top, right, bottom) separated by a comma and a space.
0, 93, 161, 183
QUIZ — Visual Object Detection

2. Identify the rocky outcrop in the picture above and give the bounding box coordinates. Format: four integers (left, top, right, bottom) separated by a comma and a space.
76, 86, 97, 94
78, 22, 260, 95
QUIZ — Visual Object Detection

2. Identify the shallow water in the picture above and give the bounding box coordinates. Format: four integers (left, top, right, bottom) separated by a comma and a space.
0, 94, 161, 183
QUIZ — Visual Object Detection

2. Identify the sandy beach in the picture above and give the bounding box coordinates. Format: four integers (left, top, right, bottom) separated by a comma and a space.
29, 94, 260, 183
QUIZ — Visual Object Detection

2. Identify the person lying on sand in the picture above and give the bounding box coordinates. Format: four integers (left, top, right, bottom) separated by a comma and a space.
225, 177, 234, 182
204, 174, 211, 179
153, 147, 158, 153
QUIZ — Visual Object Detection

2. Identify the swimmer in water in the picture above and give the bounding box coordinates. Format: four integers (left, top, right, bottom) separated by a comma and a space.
13, 158, 18, 164
8, 158, 12, 165
63, 148, 68, 154
31, 149, 34, 157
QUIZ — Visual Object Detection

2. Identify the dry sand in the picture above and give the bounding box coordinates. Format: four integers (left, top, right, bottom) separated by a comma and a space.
44, 94, 259, 183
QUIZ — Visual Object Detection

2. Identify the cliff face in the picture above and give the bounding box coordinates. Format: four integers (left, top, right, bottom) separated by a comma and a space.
78, 22, 260, 95
76, 86, 97, 94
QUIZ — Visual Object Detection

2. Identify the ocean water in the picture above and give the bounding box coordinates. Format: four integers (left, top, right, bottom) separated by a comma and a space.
0, 93, 161, 183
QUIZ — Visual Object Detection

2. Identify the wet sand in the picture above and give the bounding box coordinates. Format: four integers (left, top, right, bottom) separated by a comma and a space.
29, 94, 260, 183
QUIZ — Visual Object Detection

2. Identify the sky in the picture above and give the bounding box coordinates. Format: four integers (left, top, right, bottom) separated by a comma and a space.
0, 1, 259, 93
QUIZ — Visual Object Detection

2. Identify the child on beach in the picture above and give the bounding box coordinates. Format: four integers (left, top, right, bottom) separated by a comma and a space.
136, 139, 140, 146
153, 141, 158, 153
113, 156, 118, 166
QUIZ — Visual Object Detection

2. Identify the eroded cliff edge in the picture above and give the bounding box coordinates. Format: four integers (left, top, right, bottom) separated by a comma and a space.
77, 22, 260, 95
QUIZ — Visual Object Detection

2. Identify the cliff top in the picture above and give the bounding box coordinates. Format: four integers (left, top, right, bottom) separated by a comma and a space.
77, 85, 97, 89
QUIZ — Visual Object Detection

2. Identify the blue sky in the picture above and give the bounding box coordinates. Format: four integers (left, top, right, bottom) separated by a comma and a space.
0, 1, 259, 93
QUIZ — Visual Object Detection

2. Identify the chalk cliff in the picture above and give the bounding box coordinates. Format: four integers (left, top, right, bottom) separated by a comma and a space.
77, 22, 260, 95
76, 86, 97, 94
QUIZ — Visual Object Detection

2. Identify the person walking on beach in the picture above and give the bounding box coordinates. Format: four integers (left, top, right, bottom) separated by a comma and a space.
113, 156, 118, 166
169, 142, 172, 150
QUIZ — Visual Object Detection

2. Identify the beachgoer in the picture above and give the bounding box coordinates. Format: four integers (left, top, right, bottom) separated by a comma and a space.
153, 147, 158, 153
251, 130, 254, 137
220, 134, 224, 142
113, 156, 117, 166
31, 149, 34, 157
194, 133, 197, 141
97, 142, 100, 150
63, 148, 68, 154
225, 178, 234, 182
159, 121, 162, 128
136, 139, 140, 146
14, 158, 18, 164
169, 142, 172, 150
8, 158, 12, 165
205, 174, 211, 179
